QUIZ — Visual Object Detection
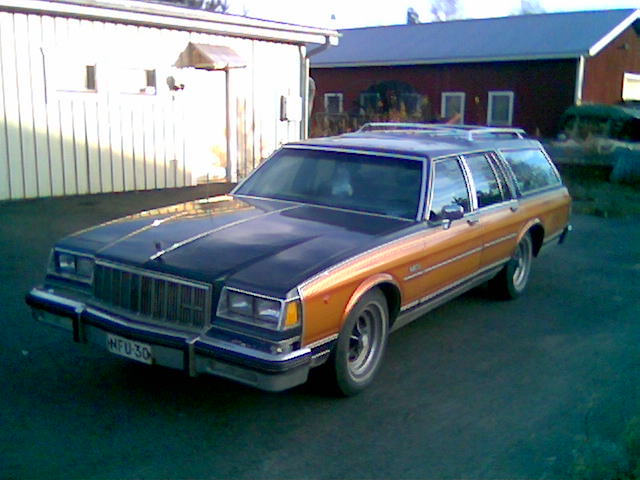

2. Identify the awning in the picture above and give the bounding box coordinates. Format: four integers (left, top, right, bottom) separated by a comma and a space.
174, 42, 246, 70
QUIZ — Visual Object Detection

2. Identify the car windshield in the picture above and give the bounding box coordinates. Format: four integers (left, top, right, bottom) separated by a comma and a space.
234, 148, 423, 220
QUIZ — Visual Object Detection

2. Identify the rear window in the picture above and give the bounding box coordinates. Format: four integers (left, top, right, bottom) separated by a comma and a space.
501, 149, 560, 195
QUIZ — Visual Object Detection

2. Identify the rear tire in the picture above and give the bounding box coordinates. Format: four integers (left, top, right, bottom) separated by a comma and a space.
490, 233, 533, 300
330, 289, 389, 396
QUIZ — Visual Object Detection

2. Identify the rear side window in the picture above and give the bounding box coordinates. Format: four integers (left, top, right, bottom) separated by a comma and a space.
464, 153, 505, 208
501, 149, 560, 194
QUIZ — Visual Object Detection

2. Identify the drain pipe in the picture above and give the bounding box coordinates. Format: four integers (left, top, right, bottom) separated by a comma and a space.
301, 36, 333, 139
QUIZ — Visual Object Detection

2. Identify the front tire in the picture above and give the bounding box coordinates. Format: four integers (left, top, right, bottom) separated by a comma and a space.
332, 289, 389, 396
490, 233, 533, 299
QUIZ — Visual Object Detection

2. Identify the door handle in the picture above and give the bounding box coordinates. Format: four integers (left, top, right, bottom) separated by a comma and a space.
510, 205, 519, 212
467, 217, 479, 225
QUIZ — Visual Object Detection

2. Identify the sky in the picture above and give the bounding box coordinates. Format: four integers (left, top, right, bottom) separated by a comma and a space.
226, 0, 640, 29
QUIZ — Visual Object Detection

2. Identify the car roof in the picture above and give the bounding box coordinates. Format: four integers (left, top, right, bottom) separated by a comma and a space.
287, 123, 543, 159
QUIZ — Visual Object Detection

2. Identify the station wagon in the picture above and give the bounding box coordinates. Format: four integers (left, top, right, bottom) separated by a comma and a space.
27, 123, 572, 395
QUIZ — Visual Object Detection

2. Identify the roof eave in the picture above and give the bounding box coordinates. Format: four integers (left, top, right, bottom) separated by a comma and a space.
311, 52, 585, 68
0, 0, 340, 45
588, 9, 640, 56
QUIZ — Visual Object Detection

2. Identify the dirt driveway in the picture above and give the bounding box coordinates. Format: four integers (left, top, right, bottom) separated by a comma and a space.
1, 185, 639, 479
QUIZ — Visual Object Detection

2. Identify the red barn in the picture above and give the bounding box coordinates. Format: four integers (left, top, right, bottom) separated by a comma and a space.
310, 9, 640, 137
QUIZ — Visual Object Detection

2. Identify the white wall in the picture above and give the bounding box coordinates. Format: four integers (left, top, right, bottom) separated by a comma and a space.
0, 10, 303, 200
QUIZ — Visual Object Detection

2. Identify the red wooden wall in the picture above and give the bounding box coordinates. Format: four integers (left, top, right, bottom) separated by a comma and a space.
583, 24, 640, 104
311, 59, 577, 137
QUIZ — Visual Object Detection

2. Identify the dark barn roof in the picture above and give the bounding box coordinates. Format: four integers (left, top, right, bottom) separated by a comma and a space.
311, 9, 640, 67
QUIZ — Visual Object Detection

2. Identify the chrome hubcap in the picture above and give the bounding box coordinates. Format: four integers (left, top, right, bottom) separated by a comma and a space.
348, 306, 382, 377
512, 238, 531, 290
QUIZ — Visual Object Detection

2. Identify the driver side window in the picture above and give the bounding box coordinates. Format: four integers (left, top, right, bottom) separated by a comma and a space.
429, 158, 471, 221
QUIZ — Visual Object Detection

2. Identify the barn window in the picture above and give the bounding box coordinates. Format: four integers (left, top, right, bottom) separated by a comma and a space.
441, 92, 465, 124
324, 93, 343, 114
487, 91, 514, 126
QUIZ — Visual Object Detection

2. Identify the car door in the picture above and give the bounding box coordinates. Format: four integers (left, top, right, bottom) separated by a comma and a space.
406, 156, 483, 302
460, 152, 520, 270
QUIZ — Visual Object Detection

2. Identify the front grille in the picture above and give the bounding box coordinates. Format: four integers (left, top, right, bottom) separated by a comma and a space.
93, 263, 211, 330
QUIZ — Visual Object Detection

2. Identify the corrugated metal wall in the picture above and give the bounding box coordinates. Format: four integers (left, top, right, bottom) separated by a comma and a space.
0, 11, 303, 200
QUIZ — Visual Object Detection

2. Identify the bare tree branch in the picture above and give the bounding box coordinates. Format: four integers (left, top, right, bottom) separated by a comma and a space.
513, 0, 545, 15
138, 0, 231, 13
429, 0, 459, 22
407, 7, 420, 24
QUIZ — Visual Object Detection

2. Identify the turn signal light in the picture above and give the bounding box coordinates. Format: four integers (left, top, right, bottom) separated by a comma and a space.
284, 301, 301, 328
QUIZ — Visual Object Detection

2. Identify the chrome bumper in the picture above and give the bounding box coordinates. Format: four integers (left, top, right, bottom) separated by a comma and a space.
26, 287, 312, 392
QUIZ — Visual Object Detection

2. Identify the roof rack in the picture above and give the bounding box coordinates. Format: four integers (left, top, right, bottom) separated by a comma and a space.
357, 122, 526, 141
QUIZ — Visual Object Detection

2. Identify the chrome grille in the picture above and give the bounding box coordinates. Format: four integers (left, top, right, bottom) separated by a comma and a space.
93, 263, 211, 330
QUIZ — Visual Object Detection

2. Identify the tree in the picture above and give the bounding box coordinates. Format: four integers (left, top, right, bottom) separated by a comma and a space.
429, 0, 459, 22
407, 7, 420, 24
513, 0, 545, 15
199, 0, 230, 13
142, 0, 230, 13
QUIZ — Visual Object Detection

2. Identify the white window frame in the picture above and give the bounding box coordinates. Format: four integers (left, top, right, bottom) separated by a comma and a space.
324, 93, 343, 113
487, 91, 515, 126
441, 92, 466, 124
622, 72, 640, 101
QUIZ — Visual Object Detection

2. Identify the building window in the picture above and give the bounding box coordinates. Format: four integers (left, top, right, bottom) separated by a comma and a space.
487, 91, 514, 126
58, 64, 97, 92
324, 93, 343, 114
145, 69, 157, 92
441, 92, 465, 124
622, 72, 640, 101
85, 65, 97, 91
119, 68, 157, 95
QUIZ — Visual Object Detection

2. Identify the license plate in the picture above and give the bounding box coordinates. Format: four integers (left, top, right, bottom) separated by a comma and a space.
106, 333, 153, 365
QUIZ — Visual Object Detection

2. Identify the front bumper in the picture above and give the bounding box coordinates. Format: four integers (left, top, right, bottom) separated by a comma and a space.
26, 286, 312, 392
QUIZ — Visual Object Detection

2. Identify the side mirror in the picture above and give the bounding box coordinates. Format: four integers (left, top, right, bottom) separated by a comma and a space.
441, 204, 464, 221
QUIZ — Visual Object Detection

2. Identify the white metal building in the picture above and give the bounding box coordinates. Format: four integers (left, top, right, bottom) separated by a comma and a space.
0, 0, 338, 200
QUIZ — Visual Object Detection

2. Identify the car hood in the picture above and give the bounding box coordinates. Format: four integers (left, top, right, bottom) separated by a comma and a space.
59, 195, 414, 297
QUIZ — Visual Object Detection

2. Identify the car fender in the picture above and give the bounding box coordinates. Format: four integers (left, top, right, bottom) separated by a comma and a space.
340, 273, 401, 328
516, 218, 546, 256
518, 217, 543, 243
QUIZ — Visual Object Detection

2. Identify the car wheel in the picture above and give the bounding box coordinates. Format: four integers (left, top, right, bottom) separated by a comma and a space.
332, 289, 389, 396
490, 233, 533, 299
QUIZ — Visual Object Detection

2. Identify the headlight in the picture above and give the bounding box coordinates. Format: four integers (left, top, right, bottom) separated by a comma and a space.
217, 287, 301, 330
76, 257, 94, 278
255, 298, 281, 325
228, 291, 253, 317
57, 253, 76, 274
51, 249, 94, 282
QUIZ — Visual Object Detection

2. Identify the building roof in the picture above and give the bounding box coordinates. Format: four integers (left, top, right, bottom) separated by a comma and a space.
311, 9, 639, 68
0, 0, 339, 45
